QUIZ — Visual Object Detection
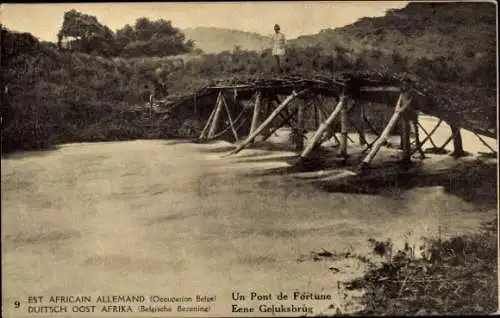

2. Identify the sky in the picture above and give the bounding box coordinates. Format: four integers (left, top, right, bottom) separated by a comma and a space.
0, 1, 408, 41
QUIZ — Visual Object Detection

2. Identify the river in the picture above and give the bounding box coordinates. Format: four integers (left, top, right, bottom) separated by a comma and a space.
2, 116, 497, 316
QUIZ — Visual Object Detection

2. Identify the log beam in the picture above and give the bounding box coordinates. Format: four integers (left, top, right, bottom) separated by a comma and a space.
221, 95, 239, 141
340, 103, 349, 158
207, 91, 224, 139
294, 100, 305, 151
199, 92, 221, 141
450, 124, 466, 157
410, 119, 443, 156
359, 103, 366, 146
358, 92, 413, 172
226, 89, 308, 156
249, 91, 262, 136
400, 110, 412, 163
262, 108, 299, 142
300, 95, 347, 160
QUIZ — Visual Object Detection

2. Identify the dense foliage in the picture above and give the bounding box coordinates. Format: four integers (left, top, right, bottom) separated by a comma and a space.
346, 218, 498, 315
57, 10, 194, 57
1, 26, 187, 153
114, 18, 194, 58
57, 10, 115, 57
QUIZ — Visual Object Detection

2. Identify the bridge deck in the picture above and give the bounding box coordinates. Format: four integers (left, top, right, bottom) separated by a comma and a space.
156, 73, 496, 139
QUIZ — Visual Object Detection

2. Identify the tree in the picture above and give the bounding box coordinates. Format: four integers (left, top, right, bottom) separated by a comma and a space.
57, 10, 115, 56
115, 18, 194, 57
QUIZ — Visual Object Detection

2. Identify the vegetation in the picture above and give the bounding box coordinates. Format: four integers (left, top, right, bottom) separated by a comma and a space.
344, 218, 498, 315
57, 10, 194, 57
1, 26, 184, 153
1, 2, 497, 154
293, 3, 495, 66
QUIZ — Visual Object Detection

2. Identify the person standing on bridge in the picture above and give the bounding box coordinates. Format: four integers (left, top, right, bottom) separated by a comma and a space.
272, 24, 286, 74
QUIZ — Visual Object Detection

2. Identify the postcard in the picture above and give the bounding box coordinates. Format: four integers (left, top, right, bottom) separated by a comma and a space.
1, 1, 498, 316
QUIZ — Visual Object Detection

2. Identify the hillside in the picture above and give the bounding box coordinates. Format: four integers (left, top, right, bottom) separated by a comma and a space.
183, 27, 271, 53
291, 2, 496, 61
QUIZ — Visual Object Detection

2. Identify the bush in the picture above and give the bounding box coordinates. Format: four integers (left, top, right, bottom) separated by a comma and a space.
345, 219, 498, 315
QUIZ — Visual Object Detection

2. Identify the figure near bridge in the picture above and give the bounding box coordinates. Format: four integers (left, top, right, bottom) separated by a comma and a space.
272, 24, 286, 74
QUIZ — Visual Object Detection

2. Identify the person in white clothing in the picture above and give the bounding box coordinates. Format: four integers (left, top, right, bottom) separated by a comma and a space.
272, 24, 286, 74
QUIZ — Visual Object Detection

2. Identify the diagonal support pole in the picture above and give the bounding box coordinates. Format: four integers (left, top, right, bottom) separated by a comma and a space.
271, 95, 296, 126
207, 91, 224, 139
416, 121, 438, 148
357, 92, 413, 172
221, 94, 239, 141
262, 108, 299, 142
300, 95, 348, 160
347, 116, 370, 146
249, 90, 262, 135
410, 119, 443, 156
473, 131, 497, 154
199, 92, 221, 141
225, 89, 308, 156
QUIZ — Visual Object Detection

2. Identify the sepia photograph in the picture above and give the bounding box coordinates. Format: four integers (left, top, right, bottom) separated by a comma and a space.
1, 1, 498, 316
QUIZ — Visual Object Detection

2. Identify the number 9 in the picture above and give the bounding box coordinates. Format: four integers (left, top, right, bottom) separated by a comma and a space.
14, 300, 20, 308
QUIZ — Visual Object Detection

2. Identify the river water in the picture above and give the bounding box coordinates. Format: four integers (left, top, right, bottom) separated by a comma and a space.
2, 117, 497, 316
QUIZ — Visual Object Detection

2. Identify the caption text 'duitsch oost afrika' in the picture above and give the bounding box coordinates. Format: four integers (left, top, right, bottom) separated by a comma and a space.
14, 291, 334, 315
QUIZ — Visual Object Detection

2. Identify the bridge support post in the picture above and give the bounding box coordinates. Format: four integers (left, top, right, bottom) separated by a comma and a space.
357, 92, 413, 172
359, 103, 366, 146
199, 92, 221, 141
207, 91, 224, 139
294, 100, 305, 151
400, 109, 412, 163
300, 94, 347, 160
226, 89, 308, 156
340, 103, 349, 158
314, 101, 322, 130
260, 97, 273, 141
221, 94, 239, 141
450, 123, 466, 157
249, 91, 262, 138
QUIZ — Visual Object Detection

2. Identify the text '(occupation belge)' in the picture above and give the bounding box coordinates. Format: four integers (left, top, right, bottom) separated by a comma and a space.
19, 295, 216, 314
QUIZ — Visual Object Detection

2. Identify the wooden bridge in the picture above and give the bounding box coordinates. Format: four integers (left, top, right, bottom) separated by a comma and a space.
153, 72, 497, 174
